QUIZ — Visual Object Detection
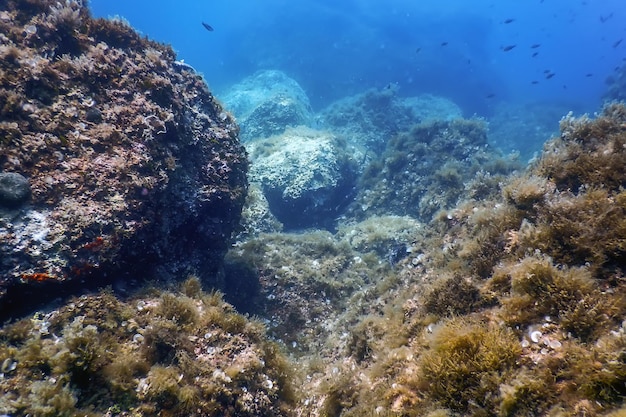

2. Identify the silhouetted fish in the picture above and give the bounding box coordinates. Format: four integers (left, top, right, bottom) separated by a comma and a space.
600, 13, 613, 23
586, 73, 593, 77
532, 52, 539, 57
486, 93, 496, 98
613, 39, 623, 48
441, 42, 449, 46
503, 18, 515, 24
531, 81, 539, 84
415, 47, 421, 53
501, 45, 516, 51
531, 44, 541, 48
545, 73, 556, 79
202, 22, 214, 32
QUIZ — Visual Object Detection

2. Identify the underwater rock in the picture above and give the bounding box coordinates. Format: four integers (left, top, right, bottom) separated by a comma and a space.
336, 215, 424, 260
0, 172, 30, 208
0, 0, 248, 320
348, 118, 515, 222
221, 70, 314, 141
247, 126, 357, 230
235, 182, 284, 241
318, 88, 462, 153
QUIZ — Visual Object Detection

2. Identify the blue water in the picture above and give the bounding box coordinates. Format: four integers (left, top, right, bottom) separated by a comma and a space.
89, 0, 625, 115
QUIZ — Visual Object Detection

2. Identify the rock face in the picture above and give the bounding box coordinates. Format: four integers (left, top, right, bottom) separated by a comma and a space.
0, 0, 248, 319
247, 127, 357, 230
221, 70, 314, 142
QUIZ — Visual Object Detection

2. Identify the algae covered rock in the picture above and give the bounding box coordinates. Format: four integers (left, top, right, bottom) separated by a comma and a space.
0, 278, 295, 417
0, 0, 248, 319
350, 118, 513, 222
221, 70, 314, 141
318, 87, 462, 152
235, 182, 284, 241
0, 172, 30, 208
248, 126, 357, 229
336, 215, 424, 261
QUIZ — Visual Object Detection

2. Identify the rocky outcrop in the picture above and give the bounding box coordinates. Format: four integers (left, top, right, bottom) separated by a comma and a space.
349, 118, 516, 222
318, 88, 463, 153
221, 70, 314, 142
0, 0, 248, 319
247, 126, 357, 230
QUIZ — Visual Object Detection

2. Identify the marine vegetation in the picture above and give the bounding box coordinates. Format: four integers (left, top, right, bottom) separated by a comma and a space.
351, 118, 520, 223
2, 1, 626, 416
0, 277, 295, 416
287, 103, 626, 417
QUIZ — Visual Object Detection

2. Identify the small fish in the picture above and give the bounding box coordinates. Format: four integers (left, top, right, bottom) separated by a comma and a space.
415, 47, 421, 53
531, 43, 541, 48
613, 39, 623, 48
531, 80, 539, 84
201, 22, 214, 32
532, 52, 539, 57
543, 69, 551, 73
585, 73, 593, 77
501, 44, 516, 51
503, 18, 516, 24
600, 13, 613, 23
486, 93, 496, 98
545, 72, 555, 79
441, 41, 449, 46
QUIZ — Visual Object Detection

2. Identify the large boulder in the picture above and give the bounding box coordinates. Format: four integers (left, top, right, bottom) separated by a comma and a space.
318, 87, 462, 153
247, 126, 357, 230
221, 70, 314, 141
0, 0, 248, 319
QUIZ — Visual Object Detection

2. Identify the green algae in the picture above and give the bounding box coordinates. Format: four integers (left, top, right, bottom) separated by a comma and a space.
0, 278, 295, 416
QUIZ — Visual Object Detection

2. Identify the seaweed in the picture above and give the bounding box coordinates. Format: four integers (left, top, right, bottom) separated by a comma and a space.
422, 274, 487, 317
415, 318, 521, 414
0, 278, 296, 416
492, 255, 622, 341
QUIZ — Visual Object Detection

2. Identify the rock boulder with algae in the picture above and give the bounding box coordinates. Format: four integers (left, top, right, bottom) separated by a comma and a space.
0, 0, 248, 319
